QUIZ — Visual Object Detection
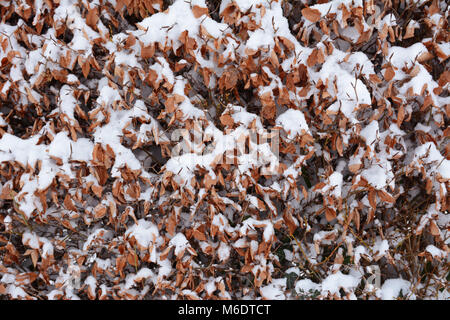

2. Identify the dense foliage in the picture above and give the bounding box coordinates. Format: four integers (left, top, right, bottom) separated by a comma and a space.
0, 0, 448, 299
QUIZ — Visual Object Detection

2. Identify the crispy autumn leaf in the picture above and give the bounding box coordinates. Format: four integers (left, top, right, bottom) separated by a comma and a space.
64, 194, 77, 212
368, 189, 377, 208
429, 221, 440, 237
192, 5, 208, 18
86, 7, 99, 29
141, 42, 155, 59
384, 66, 395, 81
325, 207, 336, 222
219, 113, 234, 127
336, 136, 343, 156
94, 204, 107, 219
301, 7, 322, 23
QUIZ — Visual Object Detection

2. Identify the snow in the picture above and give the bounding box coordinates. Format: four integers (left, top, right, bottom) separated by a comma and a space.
324, 172, 343, 198
136, 0, 225, 55
115, 51, 139, 68
276, 109, 310, 140
122, 267, 156, 292
91, 101, 152, 178
317, 49, 373, 122
360, 121, 379, 147
239, 218, 274, 242
205, 279, 216, 295
301, 0, 364, 29
0, 127, 97, 217
22, 231, 40, 249
220, 0, 254, 13
0, 0, 448, 301
217, 242, 230, 262
96, 85, 121, 107
70, 138, 94, 162
373, 239, 389, 258
436, 42, 450, 60
361, 164, 393, 190
83, 228, 108, 251
354, 245, 367, 265
389, 123, 405, 136
380, 13, 397, 27
388, 43, 428, 71
260, 278, 286, 300
380, 279, 411, 300
84, 276, 97, 294
0, 133, 42, 167
134, 268, 155, 283
125, 219, 160, 250
295, 279, 320, 294
231, 105, 262, 128
48, 132, 94, 163
169, 233, 190, 256
6, 285, 28, 299
425, 245, 448, 260
412, 142, 450, 180
313, 230, 337, 245
1, 272, 15, 284
165, 118, 281, 189
321, 271, 360, 295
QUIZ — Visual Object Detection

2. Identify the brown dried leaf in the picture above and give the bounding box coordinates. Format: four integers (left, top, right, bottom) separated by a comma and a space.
368, 189, 377, 209
269, 50, 279, 69
220, 113, 234, 127
325, 207, 336, 222
64, 194, 77, 212
192, 5, 209, 18
94, 204, 107, 219
283, 212, 297, 234
260, 91, 276, 120
141, 42, 155, 59
91, 184, 103, 198
81, 59, 90, 78
425, 178, 433, 194
397, 105, 405, 126
378, 190, 395, 203
192, 229, 207, 241
30, 250, 39, 268
313, 181, 326, 191
278, 36, 294, 52
125, 34, 136, 49
336, 136, 343, 156
429, 220, 440, 237
301, 7, 322, 23
384, 66, 395, 81
86, 8, 99, 29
